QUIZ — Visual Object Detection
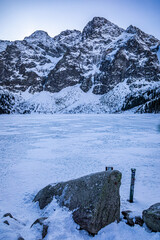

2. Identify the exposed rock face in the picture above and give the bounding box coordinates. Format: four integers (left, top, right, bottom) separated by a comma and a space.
0, 88, 15, 114
0, 16, 160, 113
136, 97, 160, 113
143, 203, 160, 232
34, 170, 122, 235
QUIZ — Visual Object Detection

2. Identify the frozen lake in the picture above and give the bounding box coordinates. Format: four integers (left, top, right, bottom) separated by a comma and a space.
0, 114, 160, 240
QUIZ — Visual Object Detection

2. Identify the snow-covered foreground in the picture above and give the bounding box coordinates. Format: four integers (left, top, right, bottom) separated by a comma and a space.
0, 114, 160, 240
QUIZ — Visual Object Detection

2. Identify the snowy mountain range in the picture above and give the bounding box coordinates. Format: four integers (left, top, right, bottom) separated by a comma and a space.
0, 17, 160, 113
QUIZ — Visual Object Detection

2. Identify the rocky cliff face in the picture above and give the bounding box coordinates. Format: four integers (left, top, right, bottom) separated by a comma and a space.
0, 17, 160, 113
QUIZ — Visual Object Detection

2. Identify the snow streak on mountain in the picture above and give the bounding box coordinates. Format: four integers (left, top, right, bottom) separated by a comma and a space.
0, 17, 160, 113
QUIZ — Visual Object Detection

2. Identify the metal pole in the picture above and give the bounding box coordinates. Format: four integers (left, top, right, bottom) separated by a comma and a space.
129, 168, 136, 203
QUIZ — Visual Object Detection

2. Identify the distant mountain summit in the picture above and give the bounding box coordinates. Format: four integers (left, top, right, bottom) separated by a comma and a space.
24, 30, 51, 41
0, 17, 160, 114
82, 17, 123, 39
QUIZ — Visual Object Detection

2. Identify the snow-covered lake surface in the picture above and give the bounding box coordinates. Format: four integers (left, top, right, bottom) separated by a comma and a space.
0, 114, 160, 240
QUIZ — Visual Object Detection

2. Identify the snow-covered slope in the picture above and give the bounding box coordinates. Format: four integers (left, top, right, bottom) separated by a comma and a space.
0, 17, 160, 113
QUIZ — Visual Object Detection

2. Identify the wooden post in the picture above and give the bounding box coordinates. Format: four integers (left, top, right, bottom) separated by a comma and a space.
129, 168, 136, 203
105, 167, 113, 171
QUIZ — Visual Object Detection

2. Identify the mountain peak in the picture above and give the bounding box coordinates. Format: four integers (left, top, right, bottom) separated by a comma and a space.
126, 25, 159, 48
24, 30, 51, 42
82, 16, 123, 40
126, 25, 142, 35
90, 16, 110, 26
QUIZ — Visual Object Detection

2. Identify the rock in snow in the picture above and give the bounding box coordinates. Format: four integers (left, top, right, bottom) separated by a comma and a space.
34, 170, 122, 235
143, 203, 160, 232
0, 16, 160, 113
30, 217, 49, 239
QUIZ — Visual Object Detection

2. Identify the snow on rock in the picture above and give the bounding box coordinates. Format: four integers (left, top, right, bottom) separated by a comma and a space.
1, 77, 160, 114
143, 203, 160, 232
34, 170, 121, 235
53, 29, 81, 48
0, 40, 11, 52
24, 30, 54, 45
0, 16, 160, 113
82, 17, 124, 40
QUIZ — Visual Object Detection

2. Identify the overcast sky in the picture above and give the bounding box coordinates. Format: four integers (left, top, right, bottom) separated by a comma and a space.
0, 0, 160, 41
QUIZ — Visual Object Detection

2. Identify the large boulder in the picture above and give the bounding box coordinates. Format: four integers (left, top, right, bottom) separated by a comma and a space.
142, 203, 160, 232
34, 170, 122, 235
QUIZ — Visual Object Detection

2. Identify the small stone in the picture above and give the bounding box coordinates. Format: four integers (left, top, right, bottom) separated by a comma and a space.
30, 217, 48, 239
3, 213, 18, 222
18, 237, 25, 240
135, 216, 144, 226
126, 217, 135, 227
30, 217, 48, 228
42, 225, 48, 239
121, 210, 132, 219
3, 220, 9, 225
3, 213, 13, 218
